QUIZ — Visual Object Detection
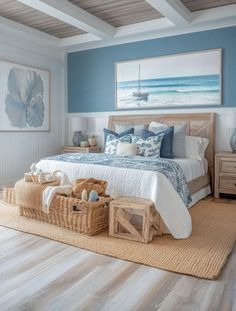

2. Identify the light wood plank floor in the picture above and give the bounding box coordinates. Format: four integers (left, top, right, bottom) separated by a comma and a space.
0, 198, 236, 311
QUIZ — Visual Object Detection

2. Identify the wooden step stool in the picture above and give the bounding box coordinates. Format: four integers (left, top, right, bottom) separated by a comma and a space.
109, 197, 162, 243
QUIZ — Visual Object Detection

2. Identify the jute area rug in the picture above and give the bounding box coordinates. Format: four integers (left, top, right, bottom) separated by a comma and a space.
0, 200, 236, 280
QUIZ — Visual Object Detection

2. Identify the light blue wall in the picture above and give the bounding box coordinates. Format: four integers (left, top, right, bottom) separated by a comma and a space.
68, 26, 236, 113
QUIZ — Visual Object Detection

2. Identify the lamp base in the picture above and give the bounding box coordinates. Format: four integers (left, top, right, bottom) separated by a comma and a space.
230, 128, 236, 152
73, 131, 84, 146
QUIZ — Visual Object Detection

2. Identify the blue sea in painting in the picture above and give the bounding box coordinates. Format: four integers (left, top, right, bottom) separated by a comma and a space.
117, 75, 220, 108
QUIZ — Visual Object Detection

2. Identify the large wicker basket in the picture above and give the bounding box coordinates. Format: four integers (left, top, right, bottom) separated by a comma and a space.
2, 187, 112, 236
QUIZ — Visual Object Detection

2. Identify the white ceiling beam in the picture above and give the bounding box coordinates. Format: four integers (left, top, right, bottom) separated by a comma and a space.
115, 18, 174, 38
60, 33, 101, 47
16, 0, 115, 39
64, 14, 236, 53
60, 18, 174, 48
145, 0, 191, 25
191, 4, 236, 24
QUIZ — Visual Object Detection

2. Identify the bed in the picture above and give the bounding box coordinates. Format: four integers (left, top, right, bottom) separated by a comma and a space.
37, 113, 215, 239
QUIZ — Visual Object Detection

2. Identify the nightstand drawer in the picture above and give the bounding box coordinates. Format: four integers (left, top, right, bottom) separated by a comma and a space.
215, 152, 236, 198
220, 160, 236, 173
220, 177, 236, 190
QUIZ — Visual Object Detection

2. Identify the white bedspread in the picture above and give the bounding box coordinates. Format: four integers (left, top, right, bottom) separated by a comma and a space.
37, 159, 192, 239
173, 158, 207, 182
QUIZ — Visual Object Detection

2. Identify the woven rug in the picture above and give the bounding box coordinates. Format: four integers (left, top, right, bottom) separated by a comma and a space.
0, 200, 236, 279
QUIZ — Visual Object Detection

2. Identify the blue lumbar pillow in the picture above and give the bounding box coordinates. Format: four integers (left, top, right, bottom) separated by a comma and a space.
141, 126, 174, 159
103, 127, 134, 145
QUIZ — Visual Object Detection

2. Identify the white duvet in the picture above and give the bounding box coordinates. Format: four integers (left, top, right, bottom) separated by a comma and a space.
36, 158, 200, 239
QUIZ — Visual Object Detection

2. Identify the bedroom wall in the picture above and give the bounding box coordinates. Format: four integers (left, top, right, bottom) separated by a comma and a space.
66, 26, 236, 152
0, 28, 65, 187
68, 26, 236, 113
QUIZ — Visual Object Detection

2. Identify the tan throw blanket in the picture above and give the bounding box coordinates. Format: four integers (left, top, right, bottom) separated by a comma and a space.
15, 179, 60, 210
72, 178, 108, 198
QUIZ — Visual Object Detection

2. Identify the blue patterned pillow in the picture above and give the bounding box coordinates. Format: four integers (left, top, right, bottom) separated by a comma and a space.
142, 127, 174, 159
131, 134, 164, 157
103, 128, 134, 145
104, 134, 132, 154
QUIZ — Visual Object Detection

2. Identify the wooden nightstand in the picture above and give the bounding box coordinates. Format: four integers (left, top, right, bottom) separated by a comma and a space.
214, 152, 236, 198
62, 146, 101, 153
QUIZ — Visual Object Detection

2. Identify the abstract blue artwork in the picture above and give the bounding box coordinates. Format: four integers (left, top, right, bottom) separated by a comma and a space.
0, 60, 50, 131
116, 49, 222, 109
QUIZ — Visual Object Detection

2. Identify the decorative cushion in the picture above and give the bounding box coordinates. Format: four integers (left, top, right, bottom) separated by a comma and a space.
115, 124, 148, 136
141, 127, 174, 159
103, 128, 134, 145
172, 123, 187, 158
148, 121, 169, 132
148, 121, 187, 158
185, 136, 209, 160
116, 142, 138, 156
104, 134, 132, 154
131, 134, 164, 157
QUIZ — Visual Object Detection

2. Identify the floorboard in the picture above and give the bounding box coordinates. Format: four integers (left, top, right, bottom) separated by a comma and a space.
0, 197, 236, 311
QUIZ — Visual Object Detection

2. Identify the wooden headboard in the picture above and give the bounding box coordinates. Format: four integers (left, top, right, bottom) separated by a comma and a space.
108, 113, 216, 185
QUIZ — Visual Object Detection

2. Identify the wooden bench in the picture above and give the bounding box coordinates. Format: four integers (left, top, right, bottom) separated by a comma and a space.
109, 197, 162, 243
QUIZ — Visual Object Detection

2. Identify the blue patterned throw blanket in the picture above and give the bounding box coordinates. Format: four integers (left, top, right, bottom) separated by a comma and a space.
46, 153, 192, 206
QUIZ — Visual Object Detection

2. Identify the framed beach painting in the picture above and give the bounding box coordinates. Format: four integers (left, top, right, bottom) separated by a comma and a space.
115, 49, 222, 110
0, 60, 50, 131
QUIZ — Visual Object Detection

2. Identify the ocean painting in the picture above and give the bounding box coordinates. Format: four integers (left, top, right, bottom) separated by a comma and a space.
0, 60, 50, 131
116, 49, 222, 109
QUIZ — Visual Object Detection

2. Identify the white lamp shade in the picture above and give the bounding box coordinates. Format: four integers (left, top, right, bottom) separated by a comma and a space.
225, 111, 236, 128
71, 117, 88, 132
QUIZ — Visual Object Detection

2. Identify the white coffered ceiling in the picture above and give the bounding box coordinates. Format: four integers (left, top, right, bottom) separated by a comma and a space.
0, 0, 236, 51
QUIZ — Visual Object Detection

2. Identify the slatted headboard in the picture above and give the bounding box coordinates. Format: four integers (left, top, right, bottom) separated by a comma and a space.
108, 113, 216, 185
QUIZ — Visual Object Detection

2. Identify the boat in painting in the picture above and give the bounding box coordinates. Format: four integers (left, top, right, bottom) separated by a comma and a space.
133, 64, 149, 101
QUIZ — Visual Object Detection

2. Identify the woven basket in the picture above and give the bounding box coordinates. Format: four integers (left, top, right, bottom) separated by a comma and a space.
3, 187, 112, 235
2, 187, 16, 204
19, 195, 112, 235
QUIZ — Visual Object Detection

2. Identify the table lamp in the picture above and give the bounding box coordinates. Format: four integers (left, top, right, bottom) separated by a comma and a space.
226, 111, 236, 152
71, 117, 88, 146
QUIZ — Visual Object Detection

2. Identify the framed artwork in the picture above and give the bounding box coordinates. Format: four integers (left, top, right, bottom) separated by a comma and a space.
0, 60, 50, 131
115, 49, 222, 110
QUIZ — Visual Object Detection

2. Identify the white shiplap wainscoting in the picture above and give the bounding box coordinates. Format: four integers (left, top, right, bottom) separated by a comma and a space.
67, 108, 234, 152
0, 30, 65, 188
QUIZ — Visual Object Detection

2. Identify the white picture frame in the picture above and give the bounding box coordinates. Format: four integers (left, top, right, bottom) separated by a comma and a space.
0, 60, 50, 131
115, 49, 222, 110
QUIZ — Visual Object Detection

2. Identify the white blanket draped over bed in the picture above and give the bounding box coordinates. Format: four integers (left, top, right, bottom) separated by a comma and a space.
37, 155, 193, 239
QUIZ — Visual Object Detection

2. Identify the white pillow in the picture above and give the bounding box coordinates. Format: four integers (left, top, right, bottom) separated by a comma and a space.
185, 136, 209, 160
149, 122, 187, 158
131, 134, 164, 157
172, 123, 187, 158
115, 124, 148, 136
149, 121, 168, 132
116, 142, 138, 156
104, 134, 131, 154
